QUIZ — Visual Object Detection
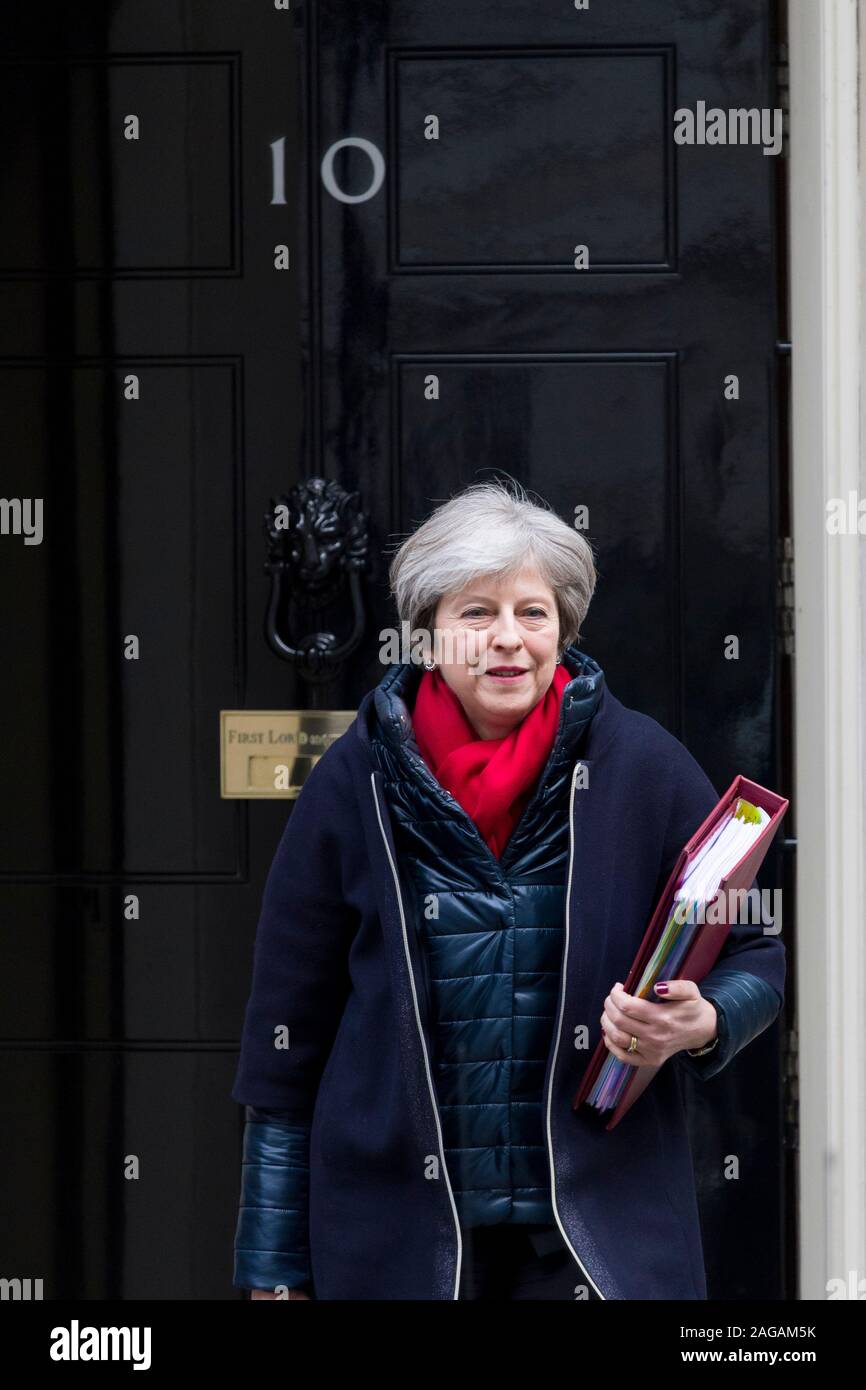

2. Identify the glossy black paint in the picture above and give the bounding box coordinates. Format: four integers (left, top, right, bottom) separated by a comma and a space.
0, 0, 790, 1298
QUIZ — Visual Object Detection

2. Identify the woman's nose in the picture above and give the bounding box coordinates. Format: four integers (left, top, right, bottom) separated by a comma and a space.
491, 614, 522, 649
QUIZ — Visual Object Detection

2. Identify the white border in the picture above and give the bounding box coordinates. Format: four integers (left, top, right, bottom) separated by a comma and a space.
788, 0, 866, 1301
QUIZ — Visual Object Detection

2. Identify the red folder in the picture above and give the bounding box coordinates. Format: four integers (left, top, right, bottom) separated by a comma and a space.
571, 775, 789, 1131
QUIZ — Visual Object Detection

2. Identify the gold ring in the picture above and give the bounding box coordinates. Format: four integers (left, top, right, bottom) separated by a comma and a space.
628, 1034, 639, 1054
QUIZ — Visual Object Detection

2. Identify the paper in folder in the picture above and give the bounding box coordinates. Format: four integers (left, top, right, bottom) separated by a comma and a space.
571, 775, 788, 1131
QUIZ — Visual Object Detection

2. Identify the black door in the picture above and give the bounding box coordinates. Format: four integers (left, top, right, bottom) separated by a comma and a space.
306, 0, 789, 1300
0, 0, 789, 1298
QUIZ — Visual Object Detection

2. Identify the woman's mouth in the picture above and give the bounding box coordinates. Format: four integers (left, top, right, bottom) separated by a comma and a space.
485, 666, 529, 682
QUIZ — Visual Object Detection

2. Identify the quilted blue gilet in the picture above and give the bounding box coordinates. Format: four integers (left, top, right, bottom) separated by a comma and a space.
369, 648, 605, 1228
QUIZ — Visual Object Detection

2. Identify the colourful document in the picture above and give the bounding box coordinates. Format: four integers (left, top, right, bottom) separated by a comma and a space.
571, 775, 788, 1130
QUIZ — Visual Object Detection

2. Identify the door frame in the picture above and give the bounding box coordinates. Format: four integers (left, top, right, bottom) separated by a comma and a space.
788, 0, 865, 1302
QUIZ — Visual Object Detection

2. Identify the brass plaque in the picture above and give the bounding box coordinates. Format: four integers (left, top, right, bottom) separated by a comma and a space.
220, 709, 356, 799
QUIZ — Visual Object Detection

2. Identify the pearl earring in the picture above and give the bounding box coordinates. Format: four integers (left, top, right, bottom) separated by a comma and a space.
423, 658, 436, 672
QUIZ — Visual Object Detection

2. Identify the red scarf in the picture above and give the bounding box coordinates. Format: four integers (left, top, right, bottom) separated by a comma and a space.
411, 662, 572, 858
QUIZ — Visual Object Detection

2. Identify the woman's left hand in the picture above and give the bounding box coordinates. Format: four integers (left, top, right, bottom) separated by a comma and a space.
600, 979, 718, 1067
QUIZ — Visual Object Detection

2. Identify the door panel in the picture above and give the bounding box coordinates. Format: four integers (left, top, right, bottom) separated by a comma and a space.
0, 58, 237, 274
0, 0, 302, 1298
392, 49, 672, 270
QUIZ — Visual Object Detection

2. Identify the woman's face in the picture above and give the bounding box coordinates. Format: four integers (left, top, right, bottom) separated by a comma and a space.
432, 565, 561, 739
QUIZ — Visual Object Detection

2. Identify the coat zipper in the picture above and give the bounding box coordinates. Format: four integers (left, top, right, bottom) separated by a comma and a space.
544, 760, 607, 1300
371, 772, 463, 1300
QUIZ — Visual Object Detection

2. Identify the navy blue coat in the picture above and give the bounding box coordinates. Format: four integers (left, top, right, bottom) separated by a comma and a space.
364, 649, 607, 1228
231, 649, 786, 1299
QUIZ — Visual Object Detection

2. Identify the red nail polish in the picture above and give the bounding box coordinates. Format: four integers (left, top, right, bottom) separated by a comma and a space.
655, 982, 669, 994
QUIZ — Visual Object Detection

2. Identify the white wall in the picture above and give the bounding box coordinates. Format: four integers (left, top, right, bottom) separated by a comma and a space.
789, 0, 865, 1302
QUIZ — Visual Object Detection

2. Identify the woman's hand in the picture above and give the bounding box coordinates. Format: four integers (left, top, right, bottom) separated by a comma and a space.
250, 1288, 311, 1300
600, 979, 718, 1067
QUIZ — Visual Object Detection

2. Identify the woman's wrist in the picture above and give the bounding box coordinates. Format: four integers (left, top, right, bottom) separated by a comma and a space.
686, 1000, 720, 1055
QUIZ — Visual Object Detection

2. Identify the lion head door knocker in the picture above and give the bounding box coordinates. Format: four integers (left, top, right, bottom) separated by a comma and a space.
264, 477, 370, 683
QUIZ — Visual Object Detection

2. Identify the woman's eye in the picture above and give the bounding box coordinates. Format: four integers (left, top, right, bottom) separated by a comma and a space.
523, 608, 547, 618
461, 607, 488, 618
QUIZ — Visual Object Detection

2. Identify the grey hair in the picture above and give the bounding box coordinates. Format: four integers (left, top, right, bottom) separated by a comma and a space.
388, 480, 598, 651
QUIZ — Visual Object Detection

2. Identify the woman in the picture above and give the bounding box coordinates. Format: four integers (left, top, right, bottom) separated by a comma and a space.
231, 480, 785, 1301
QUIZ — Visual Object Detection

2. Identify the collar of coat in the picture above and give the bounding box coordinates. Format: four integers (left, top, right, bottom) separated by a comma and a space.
365, 643, 606, 770
364, 646, 605, 870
